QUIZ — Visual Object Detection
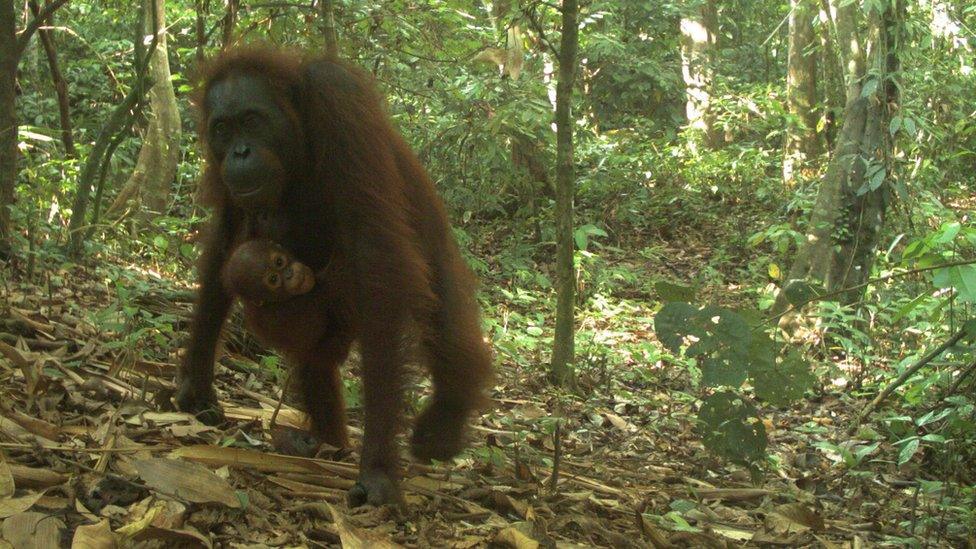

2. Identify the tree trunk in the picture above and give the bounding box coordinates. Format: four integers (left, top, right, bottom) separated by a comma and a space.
783, 0, 818, 185
832, 0, 862, 91
68, 0, 158, 255
320, 0, 338, 56
195, 0, 209, 66
221, 0, 239, 48
29, 0, 74, 157
550, 0, 579, 388
679, 0, 718, 148
773, 2, 903, 315
818, 0, 844, 150
0, 0, 68, 256
107, 0, 181, 219
0, 1, 18, 256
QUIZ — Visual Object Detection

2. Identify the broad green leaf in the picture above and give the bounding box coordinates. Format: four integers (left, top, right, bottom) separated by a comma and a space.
698, 391, 767, 465
701, 356, 748, 388
653, 302, 699, 353
751, 351, 815, 406
897, 438, 920, 466
860, 77, 879, 98
654, 281, 696, 303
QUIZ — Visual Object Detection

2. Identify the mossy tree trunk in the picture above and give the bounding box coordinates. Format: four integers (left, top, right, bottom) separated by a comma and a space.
774, 1, 904, 315
107, 0, 181, 220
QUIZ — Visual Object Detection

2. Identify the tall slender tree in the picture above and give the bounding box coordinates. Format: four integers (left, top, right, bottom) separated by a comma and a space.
29, 0, 74, 158
320, 0, 338, 56
783, 0, 819, 185
679, 0, 718, 148
0, 0, 69, 257
550, 0, 579, 388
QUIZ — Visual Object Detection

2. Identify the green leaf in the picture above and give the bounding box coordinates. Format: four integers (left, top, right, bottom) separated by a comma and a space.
965, 319, 976, 339
860, 77, 879, 98
891, 294, 928, 323
701, 356, 749, 388
654, 281, 696, 303
889, 115, 901, 137
853, 442, 880, 462
933, 265, 976, 303
915, 408, 952, 427
902, 116, 917, 138
573, 224, 608, 251
653, 302, 699, 353
698, 391, 767, 465
751, 351, 815, 406
655, 304, 754, 387
897, 438, 920, 466
153, 236, 168, 250
934, 222, 961, 244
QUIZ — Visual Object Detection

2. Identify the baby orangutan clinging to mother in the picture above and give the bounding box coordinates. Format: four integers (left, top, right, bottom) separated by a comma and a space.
221, 239, 317, 304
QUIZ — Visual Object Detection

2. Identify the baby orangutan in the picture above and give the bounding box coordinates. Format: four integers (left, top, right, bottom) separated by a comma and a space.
222, 239, 316, 304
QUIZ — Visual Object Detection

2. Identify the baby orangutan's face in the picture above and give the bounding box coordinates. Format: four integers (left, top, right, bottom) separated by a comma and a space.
222, 240, 315, 303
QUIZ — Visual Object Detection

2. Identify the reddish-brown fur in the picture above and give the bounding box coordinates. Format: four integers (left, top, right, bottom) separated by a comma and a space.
176, 47, 493, 507
222, 239, 317, 303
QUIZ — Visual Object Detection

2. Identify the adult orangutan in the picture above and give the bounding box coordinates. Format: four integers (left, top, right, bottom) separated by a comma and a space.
175, 47, 493, 507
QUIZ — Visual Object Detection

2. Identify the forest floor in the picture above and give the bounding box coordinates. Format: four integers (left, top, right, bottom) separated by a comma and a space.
0, 254, 969, 548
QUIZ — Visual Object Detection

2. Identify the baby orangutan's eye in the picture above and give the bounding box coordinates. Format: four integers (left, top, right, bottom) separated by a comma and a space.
273, 254, 286, 268
266, 273, 280, 288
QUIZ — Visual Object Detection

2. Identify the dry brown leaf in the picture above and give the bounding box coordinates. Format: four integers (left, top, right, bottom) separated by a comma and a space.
765, 503, 824, 534
175, 444, 317, 472
471, 48, 506, 67
710, 524, 754, 541
0, 417, 57, 448
8, 465, 67, 490
490, 492, 535, 520
694, 488, 771, 501
604, 412, 635, 432
493, 526, 539, 549
126, 497, 188, 531
405, 475, 464, 493
0, 463, 13, 499
514, 461, 536, 482
0, 492, 44, 518
0, 341, 28, 370
133, 458, 240, 508
511, 403, 547, 420
133, 526, 213, 548
3, 409, 62, 441
267, 475, 349, 496
138, 412, 194, 425
1, 511, 64, 549
117, 498, 210, 549
71, 519, 117, 549
636, 511, 672, 548
225, 405, 309, 430
326, 502, 401, 548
